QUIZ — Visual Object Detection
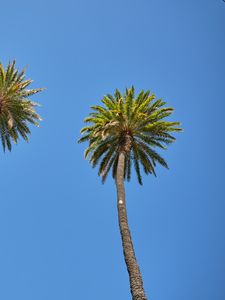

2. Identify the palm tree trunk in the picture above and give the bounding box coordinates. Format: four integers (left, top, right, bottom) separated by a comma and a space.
115, 151, 147, 300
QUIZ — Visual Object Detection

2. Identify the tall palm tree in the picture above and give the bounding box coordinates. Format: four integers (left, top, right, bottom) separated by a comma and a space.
79, 87, 182, 300
0, 60, 43, 151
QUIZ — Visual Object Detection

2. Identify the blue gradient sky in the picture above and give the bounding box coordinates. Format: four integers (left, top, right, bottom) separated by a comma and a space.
0, 0, 225, 299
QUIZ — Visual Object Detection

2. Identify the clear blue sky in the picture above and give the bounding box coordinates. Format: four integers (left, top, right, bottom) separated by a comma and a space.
0, 0, 225, 299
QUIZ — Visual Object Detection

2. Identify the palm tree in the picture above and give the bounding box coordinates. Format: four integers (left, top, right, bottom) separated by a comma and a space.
0, 60, 43, 151
79, 87, 182, 300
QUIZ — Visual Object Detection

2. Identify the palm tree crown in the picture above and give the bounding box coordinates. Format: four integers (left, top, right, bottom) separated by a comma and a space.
0, 60, 43, 151
79, 87, 182, 184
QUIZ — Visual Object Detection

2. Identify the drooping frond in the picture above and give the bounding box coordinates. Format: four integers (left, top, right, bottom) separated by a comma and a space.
0, 60, 43, 151
132, 144, 143, 185
79, 87, 182, 184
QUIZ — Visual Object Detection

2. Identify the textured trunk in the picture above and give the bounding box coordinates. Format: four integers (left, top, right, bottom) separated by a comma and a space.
116, 151, 147, 300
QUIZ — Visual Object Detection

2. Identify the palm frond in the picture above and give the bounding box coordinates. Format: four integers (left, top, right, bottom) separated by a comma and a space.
132, 146, 143, 185
79, 87, 182, 184
0, 60, 43, 151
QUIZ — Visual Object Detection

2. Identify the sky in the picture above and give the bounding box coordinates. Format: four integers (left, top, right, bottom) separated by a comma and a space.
0, 0, 225, 299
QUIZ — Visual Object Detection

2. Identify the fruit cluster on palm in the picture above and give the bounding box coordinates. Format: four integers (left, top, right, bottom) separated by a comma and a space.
79, 87, 181, 300
0, 61, 43, 151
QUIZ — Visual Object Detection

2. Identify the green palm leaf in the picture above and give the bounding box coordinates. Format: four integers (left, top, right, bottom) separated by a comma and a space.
0, 60, 43, 151
79, 87, 182, 184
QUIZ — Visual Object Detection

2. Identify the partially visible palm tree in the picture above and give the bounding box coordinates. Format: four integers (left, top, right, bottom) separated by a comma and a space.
0, 60, 43, 151
79, 87, 182, 300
